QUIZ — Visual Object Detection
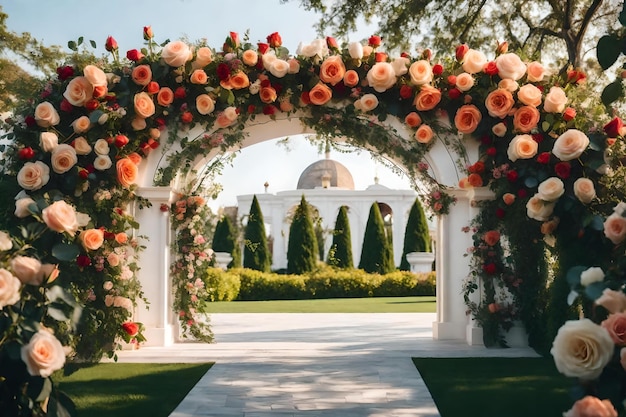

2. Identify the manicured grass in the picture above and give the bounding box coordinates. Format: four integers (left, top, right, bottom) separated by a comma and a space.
413, 357, 573, 417
206, 296, 436, 313
53, 363, 212, 417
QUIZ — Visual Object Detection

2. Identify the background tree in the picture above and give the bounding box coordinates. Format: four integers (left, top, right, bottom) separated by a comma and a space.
285, 0, 617, 70
359, 202, 395, 274
212, 215, 241, 268
400, 198, 432, 270
243, 195, 271, 272
287, 196, 319, 274
327, 205, 354, 268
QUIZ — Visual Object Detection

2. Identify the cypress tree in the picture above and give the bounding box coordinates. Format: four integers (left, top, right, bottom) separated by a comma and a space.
359, 202, 394, 274
212, 215, 241, 268
327, 205, 353, 268
399, 198, 432, 270
287, 195, 318, 274
243, 195, 271, 272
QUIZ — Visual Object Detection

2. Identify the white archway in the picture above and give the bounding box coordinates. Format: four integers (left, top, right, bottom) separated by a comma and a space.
133, 112, 490, 346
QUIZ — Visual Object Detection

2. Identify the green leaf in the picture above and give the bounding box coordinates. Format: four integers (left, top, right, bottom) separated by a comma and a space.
584, 281, 607, 301
566, 265, 587, 287
523, 176, 538, 188
89, 40, 97, 49
51, 243, 80, 262
77, 36, 84, 46
601, 81, 624, 106
27, 377, 52, 402
47, 391, 76, 417
67, 41, 77, 52
597, 35, 622, 70
541, 121, 551, 133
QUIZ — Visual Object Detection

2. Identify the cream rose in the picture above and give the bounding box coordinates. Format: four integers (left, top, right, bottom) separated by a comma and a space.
34, 102, 60, 127
552, 129, 589, 161
17, 161, 50, 191
0, 268, 21, 309
42, 200, 79, 236
604, 213, 626, 244
94, 138, 110, 156
94, 155, 112, 171
526, 194, 555, 221
193, 46, 213, 68
269, 59, 290, 78
495, 53, 527, 80
39, 132, 59, 152
161, 40, 191, 67
517, 84, 542, 107
296, 39, 328, 58
543, 86, 567, 113
79, 228, 105, 251
574, 178, 596, 204
63, 76, 93, 107
580, 267, 605, 287
196, 94, 215, 115
15, 197, 35, 218
50, 144, 77, 174
461, 49, 487, 74
73, 136, 92, 155
261, 51, 277, 70
526, 61, 545, 82
507, 134, 538, 161
492, 122, 507, 137
0, 231, 12, 251
596, 288, 626, 313
455, 72, 474, 92
366, 62, 397, 92
241, 49, 258, 66
83, 64, 107, 87
551, 319, 613, 380
563, 396, 618, 417
356, 94, 379, 112
498, 78, 519, 92
408, 60, 432, 85
537, 177, 564, 202
21, 330, 66, 378
11, 256, 42, 285
348, 41, 363, 59
391, 56, 409, 76
134, 92, 155, 118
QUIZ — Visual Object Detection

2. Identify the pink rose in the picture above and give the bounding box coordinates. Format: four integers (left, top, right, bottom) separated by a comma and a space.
134, 92, 155, 118
563, 396, 617, 417
543, 86, 567, 113
161, 40, 191, 67
552, 129, 589, 161
495, 53, 527, 80
596, 288, 626, 313
34, 102, 60, 127
461, 49, 487, 74
50, 144, 77, 174
0, 268, 21, 309
408, 60, 432, 85
42, 200, 79, 236
17, 161, 50, 191
517, 84, 542, 107
63, 76, 93, 107
604, 213, 626, 244
10, 256, 42, 285
366, 62, 397, 92
601, 312, 626, 345
20, 330, 66, 378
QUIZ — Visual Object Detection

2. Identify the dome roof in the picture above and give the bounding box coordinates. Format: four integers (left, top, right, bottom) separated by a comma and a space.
297, 158, 355, 190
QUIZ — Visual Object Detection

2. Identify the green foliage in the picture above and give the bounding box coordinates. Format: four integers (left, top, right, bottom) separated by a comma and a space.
211, 215, 241, 268
359, 203, 394, 274
400, 199, 432, 270
327, 205, 354, 268
243, 195, 271, 272
287, 196, 319, 274
202, 268, 240, 301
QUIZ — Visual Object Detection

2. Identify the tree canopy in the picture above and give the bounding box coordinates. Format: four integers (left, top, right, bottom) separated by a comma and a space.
400, 198, 432, 270
287, 196, 319, 274
328, 205, 354, 268
359, 202, 395, 274
243, 195, 271, 272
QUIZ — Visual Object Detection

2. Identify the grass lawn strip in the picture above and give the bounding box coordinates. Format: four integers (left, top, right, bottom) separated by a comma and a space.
413, 357, 572, 417
53, 363, 212, 417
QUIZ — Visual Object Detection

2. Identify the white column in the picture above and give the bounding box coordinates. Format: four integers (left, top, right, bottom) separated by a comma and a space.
134, 186, 176, 346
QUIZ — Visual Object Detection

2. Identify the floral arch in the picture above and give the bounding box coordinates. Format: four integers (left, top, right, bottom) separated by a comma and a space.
2, 23, 626, 415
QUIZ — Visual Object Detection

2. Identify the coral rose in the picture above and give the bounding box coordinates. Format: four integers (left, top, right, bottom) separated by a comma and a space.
495, 53, 527, 80
0, 268, 21, 309
502, 193, 516, 205
42, 200, 79, 236
190, 69, 208, 84
543, 86, 567, 113
454, 104, 482, 134
80, 228, 105, 251
461, 49, 487, 74
343, 70, 359, 87
161, 40, 191, 67
319, 55, 346, 86
367, 62, 397, 92
131, 64, 152, 86
573, 178, 596, 204
414, 85, 442, 111
563, 396, 617, 417
408, 60, 432, 85
552, 129, 589, 161
50, 144, 78, 174
513, 106, 540, 133
34, 102, 60, 127
485, 89, 514, 118
309, 83, 332, 105
116, 157, 138, 188
415, 124, 434, 144
604, 213, 626, 244
483, 230, 500, 246
196, 94, 215, 115
507, 134, 538, 161
63, 76, 93, 107
157, 87, 174, 107
17, 161, 50, 191
405, 112, 422, 128
517, 84, 542, 107
134, 92, 155, 118
229, 71, 250, 89
20, 330, 66, 378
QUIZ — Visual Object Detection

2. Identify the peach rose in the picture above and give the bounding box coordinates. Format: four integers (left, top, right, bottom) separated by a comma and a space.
241, 49, 258, 66
498, 78, 519, 92
17, 161, 50, 191
309, 82, 333, 105
319, 55, 346, 86
42, 200, 78, 235
107, 253, 120, 267
541, 218, 560, 235
279, 98, 294, 112
495, 53, 527, 80
39, 264, 59, 284
537, 177, 564, 202
601, 312, 626, 345
131, 117, 146, 131
94, 155, 112, 171
405, 112, 422, 128
127, 152, 142, 165
551, 319, 614, 380
483, 230, 500, 246
269, 59, 290, 78
34, 102, 60, 127
455, 72, 474, 92
574, 178, 596, 204
454, 104, 482, 134
116, 157, 138, 188
63, 76, 93, 107
415, 124, 434, 144
260, 86, 278, 104
366, 62, 397, 92
196, 94, 215, 115
526, 61, 545, 82
134, 92, 155, 118
71, 116, 91, 134
51, 144, 78, 174
596, 288, 626, 313
461, 49, 487, 74
414, 85, 442, 111
115, 232, 128, 244
342, 70, 359, 87
513, 105, 540, 133
0, 268, 21, 309
526, 194, 555, 221
40, 131, 59, 152
161, 40, 191, 67
543, 86, 567, 113
502, 193, 516, 205
94, 138, 110, 156
485, 89, 515, 118
131, 64, 152, 86
0, 231, 11, 251
492, 122, 507, 137
552, 129, 589, 161
287, 58, 300, 74
190, 69, 208, 84
10, 256, 42, 285
563, 396, 617, 417
215, 106, 238, 128
517, 84, 542, 107
604, 213, 626, 244
157, 87, 174, 106
507, 134, 538, 161
83, 65, 107, 87
193, 46, 213, 68
229, 71, 250, 89
20, 329, 66, 378
80, 228, 105, 251
356, 94, 379, 112
72, 137, 92, 155
408, 60, 432, 85
15, 197, 35, 218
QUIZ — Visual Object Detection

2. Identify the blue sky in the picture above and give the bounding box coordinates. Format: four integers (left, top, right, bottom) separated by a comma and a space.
3, 0, 415, 210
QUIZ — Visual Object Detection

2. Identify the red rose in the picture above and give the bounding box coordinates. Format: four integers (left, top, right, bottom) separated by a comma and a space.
263, 105, 276, 115
604, 117, 624, 138
375, 52, 388, 62
399, 85, 413, 99
567, 69, 586, 84
483, 62, 498, 76
257, 42, 270, 54
447, 75, 457, 85
432, 64, 444, 75
247, 104, 256, 114
105, 36, 118, 52
326, 36, 339, 50
155, 118, 166, 128
536, 152, 551, 164
517, 188, 528, 198
400, 52, 410, 58
24, 115, 36, 127
486, 147, 497, 157
260, 79, 271, 88
180, 111, 193, 124
266, 32, 282, 48
555, 161, 571, 179
77, 255, 92, 267
448, 88, 462, 100
159, 203, 169, 212
482, 263, 497, 275
229, 31, 240, 48
216, 63, 230, 81
103, 230, 116, 240
455, 44, 469, 61
140, 142, 151, 155
495, 208, 505, 218
506, 170, 518, 182
147, 81, 160, 94
563, 107, 576, 121
143, 26, 154, 41
531, 133, 544, 143
56, 65, 74, 80
85, 99, 99, 111
368, 35, 382, 47
126, 49, 144, 62
114, 134, 129, 148
174, 87, 186, 100
18, 147, 35, 160
471, 161, 485, 174
300, 91, 311, 105
78, 169, 89, 180
122, 322, 139, 337
60, 98, 74, 112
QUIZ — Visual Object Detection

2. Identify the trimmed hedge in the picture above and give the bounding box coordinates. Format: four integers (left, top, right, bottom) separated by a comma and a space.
203, 268, 240, 301
206, 267, 435, 301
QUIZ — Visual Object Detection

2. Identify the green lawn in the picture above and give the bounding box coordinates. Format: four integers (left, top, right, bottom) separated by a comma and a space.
413, 357, 573, 417
206, 296, 436, 313
53, 363, 212, 417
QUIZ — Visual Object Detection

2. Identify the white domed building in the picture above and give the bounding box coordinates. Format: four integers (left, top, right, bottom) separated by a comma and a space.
236, 152, 425, 270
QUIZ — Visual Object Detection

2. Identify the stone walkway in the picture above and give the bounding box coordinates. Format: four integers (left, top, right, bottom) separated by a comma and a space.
115, 313, 539, 417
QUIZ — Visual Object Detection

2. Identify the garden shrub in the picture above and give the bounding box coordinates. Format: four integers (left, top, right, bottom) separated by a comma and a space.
203, 268, 240, 301
375, 271, 436, 297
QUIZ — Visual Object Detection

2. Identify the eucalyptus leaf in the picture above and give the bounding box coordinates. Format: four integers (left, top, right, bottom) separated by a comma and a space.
51, 243, 80, 262
89, 40, 97, 49
567, 290, 579, 306
523, 176, 538, 188
89, 110, 104, 124
67, 41, 77, 51
566, 265, 588, 287
584, 281, 607, 301
590, 215, 605, 231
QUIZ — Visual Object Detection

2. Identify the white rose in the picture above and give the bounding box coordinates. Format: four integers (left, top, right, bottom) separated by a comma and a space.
573, 178, 596, 204
249, 80, 261, 95
543, 86, 568, 113
15, 197, 35, 218
39, 132, 59, 152
526, 194, 555, 221
261, 50, 277, 71
495, 53, 527, 80
537, 177, 564, 202
461, 49, 487, 74
269, 59, 290, 78
355, 94, 379, 112
348, 41, 363, 59
94, 138, 110, 156
161, 40, 192, 67
10, 256, 42, 285
17, 161, 50, 191
21, 330, 66, 377
0, 231, 12, 251
0, 268, 21, 309
551, 319, 614, 380
50, 144, 77, 174
580, 267, 605, 287
94, 155, 113, 171
72, 136, 92, 155
552, 129, 589, 161
390, 57, 409, 76
296, 39, 328, 58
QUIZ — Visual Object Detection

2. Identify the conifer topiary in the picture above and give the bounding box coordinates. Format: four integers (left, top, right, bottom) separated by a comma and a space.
400, 198, 432, 270
327, 205, 353, 268
358, 202, 394, 274
287, 195, 318, 274
243, 195, 271, 272
212, 215, 241, 268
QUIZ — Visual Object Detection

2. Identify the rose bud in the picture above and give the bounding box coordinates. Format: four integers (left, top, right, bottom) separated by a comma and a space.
257, 42, 270, 54
266, 32, 282, 48
105, 36, 118, 52
143, 26, 154, 41
326, 36, 339, 50
368, 35, 382, 48
126, 49, 144, 62
18, 147, 35, 160
455, 44, 469, 61
114, 134, 129, 148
